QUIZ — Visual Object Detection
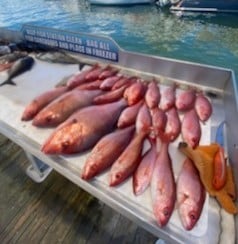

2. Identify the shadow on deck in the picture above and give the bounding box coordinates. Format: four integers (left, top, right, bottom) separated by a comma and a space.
0, 134, 158, 244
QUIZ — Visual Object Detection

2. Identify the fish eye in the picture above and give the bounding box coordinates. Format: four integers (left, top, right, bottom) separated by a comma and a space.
189, 212, 197, 221
62, 140, 70, 149
46, 116, 53, 122
72, 118, 78, 123
115, 173, 122, 180
163, 208, 169, 216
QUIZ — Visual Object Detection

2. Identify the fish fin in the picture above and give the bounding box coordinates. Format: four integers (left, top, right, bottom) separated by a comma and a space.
157, 130, 172, 144
79, 63, 85, 71
79, 62, 89, 71
225, 165, 236, 200
215, 192, 238, 214
0, 79, 16, 86
196, 143, 219, 157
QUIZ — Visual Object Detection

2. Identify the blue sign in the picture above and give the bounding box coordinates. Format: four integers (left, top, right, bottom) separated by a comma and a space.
21, 25, 119, 62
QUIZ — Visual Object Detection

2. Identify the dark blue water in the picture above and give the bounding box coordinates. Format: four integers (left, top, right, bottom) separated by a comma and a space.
1, 0, 238, 78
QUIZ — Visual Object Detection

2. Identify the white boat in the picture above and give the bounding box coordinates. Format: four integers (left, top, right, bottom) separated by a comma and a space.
89, 0, 154, 5
156, 0, 238, 13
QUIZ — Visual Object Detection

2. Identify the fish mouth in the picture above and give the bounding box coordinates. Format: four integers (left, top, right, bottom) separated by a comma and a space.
109, 172, 123, 187
178, 141, 188, 149
181, 210, 199, 231
153, 206, 172, 227
81, 164, 98, 180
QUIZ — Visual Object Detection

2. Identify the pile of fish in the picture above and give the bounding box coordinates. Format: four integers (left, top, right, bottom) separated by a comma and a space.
0, 42, 36, 86
21, 63, 215, 230
0, 42, 84, 86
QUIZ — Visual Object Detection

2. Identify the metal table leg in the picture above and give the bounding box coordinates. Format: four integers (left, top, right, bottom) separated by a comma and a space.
25, 151, 52, 183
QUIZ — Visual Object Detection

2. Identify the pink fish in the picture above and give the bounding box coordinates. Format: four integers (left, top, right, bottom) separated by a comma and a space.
177, 158, 206, 230
112, 76, 136, 90
41, 99, 127, 154
133, 139, 157, 195
195, 93, 212, 122
151, 142, 176, 227
78, 79, 104, 90
33, 89, 102, 127
175, 89, 196, 111
117, 100, 143, 128
84, 65, 106, 81
145, 81, 160, 109
162, 107, 181, 142
159, 85, 176, 111
136, 103, 152, 135
124, 81, 147, 106
81, 125, 135, 180
93, 85, 127, 105
98, 66, 118, 80
181, 109, 201, 149
150, 107, 167, 138
66, 64, 99, 89
109, 132, 145, 187
109, 103, 151, 186
21, 86, 68, 121
100, 75, 122, 91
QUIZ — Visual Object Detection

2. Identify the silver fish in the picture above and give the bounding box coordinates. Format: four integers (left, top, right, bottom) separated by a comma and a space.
35, 51, 81, 64
0, 56, 34, 86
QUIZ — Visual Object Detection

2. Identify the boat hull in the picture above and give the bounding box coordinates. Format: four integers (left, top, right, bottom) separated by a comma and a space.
89, 0, 153, 5
170, 0, 238, 13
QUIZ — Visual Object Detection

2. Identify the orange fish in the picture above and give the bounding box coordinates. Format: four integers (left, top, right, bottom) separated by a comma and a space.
178, 142, 237, 214
212, 146, 227, 190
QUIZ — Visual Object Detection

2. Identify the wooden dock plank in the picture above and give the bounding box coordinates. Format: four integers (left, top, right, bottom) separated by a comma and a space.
0, 172, 68, 243
134, 226, 159, 244
40, 190, 86, 243
110, 214, 138, 244
0, 133, 158, 243
86, 204, 121, 244
15, 177, 75, 243
62, 194, 106, 244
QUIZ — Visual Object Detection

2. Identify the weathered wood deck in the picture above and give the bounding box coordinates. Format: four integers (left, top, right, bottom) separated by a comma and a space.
0, 133, 158, 244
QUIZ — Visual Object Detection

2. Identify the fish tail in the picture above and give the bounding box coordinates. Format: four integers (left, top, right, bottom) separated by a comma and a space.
79, 63, 84, 70
0, 79, 16, 87
79, 62, 87, 71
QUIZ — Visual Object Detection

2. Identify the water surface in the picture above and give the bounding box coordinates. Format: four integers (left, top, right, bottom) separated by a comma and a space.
1, 0, 238, 77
